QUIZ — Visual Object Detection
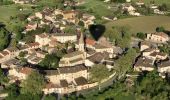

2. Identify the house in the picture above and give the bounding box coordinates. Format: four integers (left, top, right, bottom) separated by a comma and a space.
8, 67, 33, 82
123, 4, 136, 12
13, 0, 36, 4
45, 65, 88, 84
148, 52, 168, 60
140, 41, 151, 51
4, 47, 20, 58
43, 79, 97, 94
59, 51, 85, 67
81, 14, 95, 28
85, 38, 96, 48
134, 57, 155, 72
35, 33, 50, 46
27, 42, 40, 49
85, 52, 105, 66
27, 16, 36, 21
1, 58, 20, 69
61, 10, 78, 20
158, 60, 170, 73
25, 22, 38, 32
146, 32, 169, 43
53, 33, 77, 43
142, 48, 159, 58
102, 16, 117, 21
0, 47, 20, 63
27, 54, 43, 65
94, 44, 113, 53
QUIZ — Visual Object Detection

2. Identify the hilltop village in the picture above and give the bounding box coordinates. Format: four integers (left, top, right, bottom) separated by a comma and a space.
1, 0, 170, 99
0, 7, 122, 95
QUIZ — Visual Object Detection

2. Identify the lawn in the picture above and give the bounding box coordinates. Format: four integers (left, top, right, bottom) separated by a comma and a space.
132, 0, 170, 5
81, 0, 112, 17
105, 16, 170, 34
0, 4, 34, 31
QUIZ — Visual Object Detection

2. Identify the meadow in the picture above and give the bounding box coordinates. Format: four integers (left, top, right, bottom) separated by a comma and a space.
105, 16, 170, 34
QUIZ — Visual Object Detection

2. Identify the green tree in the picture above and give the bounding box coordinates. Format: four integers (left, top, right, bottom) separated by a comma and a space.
0, 68, 8, 84
158, 3, 168, 11
78, 21, 84, 27
136, 32, 146, 40
21, 71, 45, 95
0, 27, 10, 50
115, 48, 137, 78
156, 26, 165, 32
89, 64, 111, 82
44, 95, 56, 100
39, 54, 60, 69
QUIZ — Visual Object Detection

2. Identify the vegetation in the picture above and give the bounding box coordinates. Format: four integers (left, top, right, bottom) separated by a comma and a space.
0, 26, 10, 50
0, 68, 9, 84
158, 44, 170, 54
6, 83, 42, 100
105, 16, 170, 34
136, 32, 146, 40
39, 54, 60, 69
21, 71, 45, 95
115, 48, 137, 78
63, 71, 170, 100
89, 64, 112, 83
156, 26, 165, 32
104, 26, 131, 48
44, 94, 56, 100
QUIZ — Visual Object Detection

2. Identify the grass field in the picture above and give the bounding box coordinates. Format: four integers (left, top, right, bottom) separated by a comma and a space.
0, 4, 34, 31
105, 16, 170, 34
132, 0, 170, 5
81, 0, 112, 17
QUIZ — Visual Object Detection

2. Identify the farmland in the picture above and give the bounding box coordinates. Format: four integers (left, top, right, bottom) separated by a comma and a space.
105, 16, 170, 34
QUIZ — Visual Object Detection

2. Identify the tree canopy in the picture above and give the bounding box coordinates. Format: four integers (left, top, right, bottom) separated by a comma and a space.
89, 64, 111, 83
0, 27, 10, 50
21, 71, 45, 95
39, 54, 60, 69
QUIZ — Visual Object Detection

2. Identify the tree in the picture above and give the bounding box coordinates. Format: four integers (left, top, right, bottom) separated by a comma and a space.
78, 21, 84, 27
39, 54, 60, 69
21, 71, 45, 95
16, 93, 41, 100
115, 48, 137, 79
5, 83, 19, 100
158, 3, 168, 11
89, 64, 111, 90
136, 32, 146, 40
19, 51, 27, 58
0, 68, 8, 84
156, 26, 165, 32
0, 27, 10, 50
17, 13, 29, 21
44, 94, 56, 100
64, 25, 77, 34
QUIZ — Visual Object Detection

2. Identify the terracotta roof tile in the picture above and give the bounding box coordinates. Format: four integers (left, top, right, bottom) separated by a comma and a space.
19, 67, 33, 75
85, 38, 96, 46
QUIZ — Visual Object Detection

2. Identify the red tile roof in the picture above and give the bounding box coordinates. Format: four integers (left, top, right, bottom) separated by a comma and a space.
85, 38, 96, 46
0, 51, 9, 56
19, 67, 32, 75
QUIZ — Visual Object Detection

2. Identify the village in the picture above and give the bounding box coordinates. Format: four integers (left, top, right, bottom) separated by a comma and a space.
0, 0, 170, 99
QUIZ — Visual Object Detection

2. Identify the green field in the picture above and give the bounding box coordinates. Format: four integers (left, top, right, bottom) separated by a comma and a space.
132, 0, 170, 5
0, 4, 34, 31
105, 16, 170, 34
81, 0, 112, 17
